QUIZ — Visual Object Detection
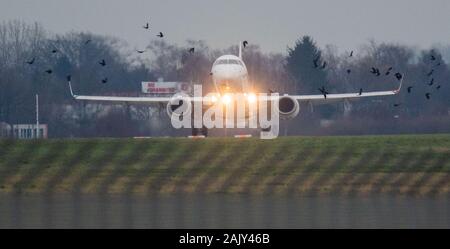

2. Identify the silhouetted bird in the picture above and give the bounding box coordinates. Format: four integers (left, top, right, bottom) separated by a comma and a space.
370, 67, 380, 76
99, 59, 106, 66
349, 51, 353, 57
26, 57, 35, 65
425, 93, 431, 99
189, 47, 195, 53
431, 55, 436, 61
143, 23, 149, 29
407, 86, 413, 93
101, 77, 108, 84
427, 69, 434, 76
359, 88, 363, 95
436, 62, 441, 67
428, 78, 434, 86
157, 32, 164, 38
393, 103, 401, 107
45, 69, 52, 74
395, 72, 403, 81
318, 86, 329, 99
84, 39, 91, 45
321, 61, 327, 69
66, 75, 71, 82
347, 69, 351, 74
51, 49, 58, 53
137, 50, 146, 53
385, 67, 393, 75
313, 57, 319, 68
436, 85, 441, 90
243, 41, 248, 48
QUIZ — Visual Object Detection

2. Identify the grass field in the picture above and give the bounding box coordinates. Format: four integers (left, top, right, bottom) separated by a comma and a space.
0, 134, 450, 196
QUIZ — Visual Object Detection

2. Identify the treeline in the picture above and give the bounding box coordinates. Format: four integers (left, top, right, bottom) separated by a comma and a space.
0, 20, 449, 137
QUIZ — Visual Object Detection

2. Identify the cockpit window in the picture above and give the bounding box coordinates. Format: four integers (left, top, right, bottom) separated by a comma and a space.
229, 60, 241, 65
214, 59, 227, 65
214, 58, 243, 66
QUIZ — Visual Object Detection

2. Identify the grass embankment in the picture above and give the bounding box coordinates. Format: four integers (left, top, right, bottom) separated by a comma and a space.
0, 134, 449, 196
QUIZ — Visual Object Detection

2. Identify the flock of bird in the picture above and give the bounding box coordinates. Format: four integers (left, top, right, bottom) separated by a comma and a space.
24, 21, 442, 104
24, 21, 174, 85
313, 50, 443, 104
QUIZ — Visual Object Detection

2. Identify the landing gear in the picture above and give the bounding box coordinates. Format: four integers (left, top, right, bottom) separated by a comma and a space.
191, 126, 208, 137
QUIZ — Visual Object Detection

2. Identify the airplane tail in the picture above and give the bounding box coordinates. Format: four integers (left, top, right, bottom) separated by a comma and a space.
238, 41, 242, 59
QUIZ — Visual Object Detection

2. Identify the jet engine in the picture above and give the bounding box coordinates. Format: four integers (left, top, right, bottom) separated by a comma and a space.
278, 96, 300, 120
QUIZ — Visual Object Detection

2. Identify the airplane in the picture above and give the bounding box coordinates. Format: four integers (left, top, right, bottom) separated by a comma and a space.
67, 42, 403, 137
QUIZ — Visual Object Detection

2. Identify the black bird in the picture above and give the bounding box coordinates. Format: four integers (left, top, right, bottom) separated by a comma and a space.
427, 69, 434, 77
84, 39, 91, 45
137, 50, 146, 54
143, 23, 149, 29
313, 57, 320, 68
51, 49, 58, 53
395, 72, 403, 81
370, 67, 380, 76
385, 67, 393, 75
359, 88, 363, 95
347, 69, 351, 74
431, 55, 436, 61
26, 57, 35, 65
436, 85, 441, 90
45, 69, 52, 74
318, 86, 329, 99
321, 61, 327, 69
425, 93, 431, 99
349, 51, 353, 57
99, 59, 106, 66
393, 103, 401, 107
157, 32, 164, 38
189, 47, 195, 53
436, 62, 441, 67
66, 75, 71, 82
243, 41, 248, 48
101, 77, 108, 84
428, 78, 434, 86
407, 86, 413, 93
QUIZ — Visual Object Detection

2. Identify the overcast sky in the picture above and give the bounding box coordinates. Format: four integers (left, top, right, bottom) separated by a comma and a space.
1, 0, 449, 54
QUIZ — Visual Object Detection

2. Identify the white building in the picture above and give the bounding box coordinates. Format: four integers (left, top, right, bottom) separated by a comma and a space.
12, 124, 48, 139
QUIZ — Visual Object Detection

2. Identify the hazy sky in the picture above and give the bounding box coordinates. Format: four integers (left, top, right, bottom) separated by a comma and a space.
1, 0, 449, 53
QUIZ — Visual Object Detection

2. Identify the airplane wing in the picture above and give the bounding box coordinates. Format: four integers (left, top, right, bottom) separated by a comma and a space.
267, 76, 403, 104
68, 81, 204, 103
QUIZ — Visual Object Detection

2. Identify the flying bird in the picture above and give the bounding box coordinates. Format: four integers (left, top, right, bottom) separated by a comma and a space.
99, 59, 106, 66
407, 86, 413, 93
51, 49, 58, 53
347, 69, 351, 74
349, 51, 353, 57
370, 67, 380, 76
143, 23, 149, 29
157, 32, 164, 38
395, 72, 403, 81
393, 103, 401, 107
431, 55, 436, 61
26, 57, 35, 65
189, 47, 195, 53
66, 75, 71, 82
318, 86, 329, 99
427, 69, 434, 77
385, 67, 393, 75
243, 41, 248, 48
428, 78, 434, 86
436, 85, 441, 90
101, 77, 108, 84
84, 39, 91, 45
321, 61, 327, 69
136, 50, 146, 54
45, 69, 53, 74
313, 57, 320, 68
359, 88, 363, 95
425, 93, 431, 99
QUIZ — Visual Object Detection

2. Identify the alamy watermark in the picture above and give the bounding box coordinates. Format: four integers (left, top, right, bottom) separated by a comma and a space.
168, 84, 280, 139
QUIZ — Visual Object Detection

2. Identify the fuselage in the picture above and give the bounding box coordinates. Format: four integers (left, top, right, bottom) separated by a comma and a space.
211, 54, 249, 93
